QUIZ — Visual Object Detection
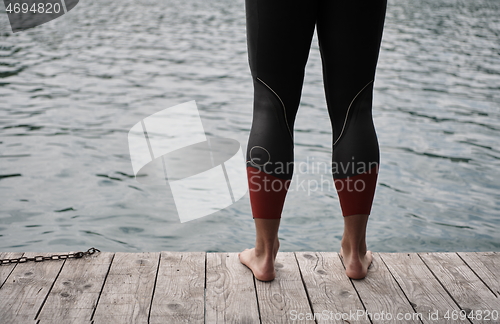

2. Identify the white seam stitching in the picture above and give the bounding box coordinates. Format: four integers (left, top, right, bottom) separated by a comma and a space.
333, 80, 374, 146
256, 77, 293, 141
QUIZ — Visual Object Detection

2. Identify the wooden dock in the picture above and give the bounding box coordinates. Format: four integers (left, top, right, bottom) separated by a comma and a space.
0, 251, 498, 324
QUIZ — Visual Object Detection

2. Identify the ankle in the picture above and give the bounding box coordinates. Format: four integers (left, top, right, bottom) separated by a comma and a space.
254, 246, 275, 259
341, 238, 366, 256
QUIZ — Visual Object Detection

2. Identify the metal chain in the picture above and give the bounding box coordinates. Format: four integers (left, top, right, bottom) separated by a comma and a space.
0, 247, 100, 265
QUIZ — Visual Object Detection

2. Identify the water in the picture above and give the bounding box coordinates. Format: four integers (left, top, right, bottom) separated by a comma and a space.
1, 0, 499, 253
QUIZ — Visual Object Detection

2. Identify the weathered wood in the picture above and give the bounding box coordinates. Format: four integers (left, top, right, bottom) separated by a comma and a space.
254, 252, 313, 323
380, 252, 466, 323
36, 252, 114, 324
457, 252, 500, 298
419, 252, 499, 324
0, 252, 24, 288
205, 252, 259, 324
348, 253, 421, 323
295, 252, 369, 324
0, 252, 66, 324
0, 251, 499, 324
92, 252, 159, 324
149, 251, 205, 324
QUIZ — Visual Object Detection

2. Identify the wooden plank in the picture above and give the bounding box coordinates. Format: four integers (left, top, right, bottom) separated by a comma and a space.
205, 252, 259, 324
295, 252, 369, 324
380, 252, 466, 323
0, 252, 66, 324
92, 252, 159, 324
0, 252, 24, 288
149, 251, 205, 324
348, 253, 420, 323
458, 252, 500, 297
253, 252, 313, 323
41, 307, 92, 324
36, 252, 114, 324
419, 252, 499, 324
0, 251, 498, 324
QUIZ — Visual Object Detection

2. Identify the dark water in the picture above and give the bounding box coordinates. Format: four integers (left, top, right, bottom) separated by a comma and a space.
1, 0, 499, 253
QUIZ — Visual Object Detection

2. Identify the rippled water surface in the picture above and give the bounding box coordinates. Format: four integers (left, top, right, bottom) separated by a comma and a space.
1, 0, 499, 253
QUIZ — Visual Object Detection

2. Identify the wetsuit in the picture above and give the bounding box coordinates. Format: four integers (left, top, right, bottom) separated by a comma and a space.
245, 0, 387, 218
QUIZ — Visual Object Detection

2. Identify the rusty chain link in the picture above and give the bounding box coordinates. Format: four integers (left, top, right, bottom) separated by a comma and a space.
0, 247, 100, 265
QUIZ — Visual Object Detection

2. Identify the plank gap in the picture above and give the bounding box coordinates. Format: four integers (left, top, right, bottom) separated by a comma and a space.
456, 252, 498, 298
252, 264, 262, 324
89, 252, 115, 322
417, 253, 462, 308
293, 252, 318, 324
203, 252, 207, 324
34, 257, 67, 321
148, 252, 162, 324
378, 253, 423, 322
0, 252, 24, 289
339, 253, 372, 323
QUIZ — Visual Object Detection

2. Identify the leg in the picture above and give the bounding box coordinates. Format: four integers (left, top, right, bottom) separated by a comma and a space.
239, 0, 317, 281
317, 0, 387, 278
239, 218, 280, 281
340, 214, 372, 279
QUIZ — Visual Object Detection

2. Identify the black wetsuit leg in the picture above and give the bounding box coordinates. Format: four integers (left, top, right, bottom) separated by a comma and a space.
245, 0, 317, 219
245, 0, 387, 218
317, 0, 387, 216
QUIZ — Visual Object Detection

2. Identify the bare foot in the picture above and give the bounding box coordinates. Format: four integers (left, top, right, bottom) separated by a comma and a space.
239, 238, 280, 281
340, 246, 372, 280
